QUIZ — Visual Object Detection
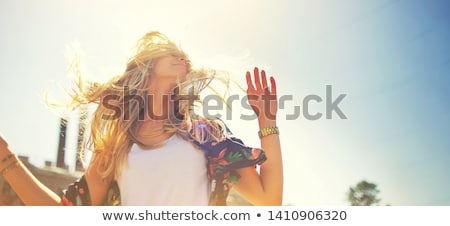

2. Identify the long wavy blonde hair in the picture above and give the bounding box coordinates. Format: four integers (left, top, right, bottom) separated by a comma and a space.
67, 31, 229, 181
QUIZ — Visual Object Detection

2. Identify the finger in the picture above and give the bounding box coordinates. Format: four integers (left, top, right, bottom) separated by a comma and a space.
254, 67, 262, 91
261, 70, 268, 89
261, 70, 270, 95
245, 71, 255, 92
270, 76, 277, 95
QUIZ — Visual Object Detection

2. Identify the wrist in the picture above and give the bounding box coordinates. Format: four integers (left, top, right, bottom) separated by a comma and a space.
0, 151, 16, 169
0, 154, 20, 175
0, 146, 13, 161
258, 125, 279, 139
258, 117, 277, 129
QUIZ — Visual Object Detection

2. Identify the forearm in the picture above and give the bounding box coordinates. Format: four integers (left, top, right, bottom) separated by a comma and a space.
0, 148, 62, 206
258, 119, 283, 205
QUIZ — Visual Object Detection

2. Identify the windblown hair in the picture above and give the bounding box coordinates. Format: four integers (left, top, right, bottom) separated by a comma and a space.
67, 31, 229, 181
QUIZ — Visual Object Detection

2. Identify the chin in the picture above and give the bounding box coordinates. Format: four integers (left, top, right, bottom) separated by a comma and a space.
171, 69, 188, 78
155, 68, 188, 80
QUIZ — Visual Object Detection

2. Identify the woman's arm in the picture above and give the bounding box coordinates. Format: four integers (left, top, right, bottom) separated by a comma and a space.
0, 134, 111, 206
0, 134, 62, 205
233, 67, 283, 205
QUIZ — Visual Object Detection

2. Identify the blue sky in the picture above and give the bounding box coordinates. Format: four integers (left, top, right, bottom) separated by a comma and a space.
0, 0, 449, 205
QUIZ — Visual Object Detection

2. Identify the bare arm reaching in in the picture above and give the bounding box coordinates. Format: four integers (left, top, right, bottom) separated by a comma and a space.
0, 135, 62, 205
233, 67, 283, 205
0, 134, 110, 205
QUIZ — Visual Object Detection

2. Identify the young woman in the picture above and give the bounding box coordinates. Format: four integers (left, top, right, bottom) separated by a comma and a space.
0, 31, 283, 206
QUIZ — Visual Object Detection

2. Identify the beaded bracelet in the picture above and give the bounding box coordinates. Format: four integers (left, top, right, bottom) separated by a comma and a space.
0, 159, 19, 175
0, 153, 14, 165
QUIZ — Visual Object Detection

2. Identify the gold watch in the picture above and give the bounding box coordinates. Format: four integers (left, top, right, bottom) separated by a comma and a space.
258, 126, 279, 139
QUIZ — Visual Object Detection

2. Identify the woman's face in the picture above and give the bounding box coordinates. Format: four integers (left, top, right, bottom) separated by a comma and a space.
152, 54, 188, 80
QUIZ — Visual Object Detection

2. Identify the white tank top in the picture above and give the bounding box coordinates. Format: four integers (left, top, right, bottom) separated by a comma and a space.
117, 134, 210, 205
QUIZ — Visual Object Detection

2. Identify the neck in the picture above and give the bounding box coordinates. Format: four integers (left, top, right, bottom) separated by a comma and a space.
147, 77, 178, 97
145, 77, 177, 120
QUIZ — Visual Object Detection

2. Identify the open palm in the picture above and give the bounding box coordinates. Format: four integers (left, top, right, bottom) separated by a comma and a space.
246, 67, 278, 122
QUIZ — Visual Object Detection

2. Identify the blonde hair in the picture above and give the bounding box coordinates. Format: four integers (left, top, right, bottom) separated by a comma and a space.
67, 31, 229, 180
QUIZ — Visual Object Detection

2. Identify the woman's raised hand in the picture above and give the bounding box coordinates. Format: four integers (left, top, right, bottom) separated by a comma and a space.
245, 67, 278, 127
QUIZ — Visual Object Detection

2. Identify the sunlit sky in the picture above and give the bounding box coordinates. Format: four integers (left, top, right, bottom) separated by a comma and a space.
1, 0, 449, 205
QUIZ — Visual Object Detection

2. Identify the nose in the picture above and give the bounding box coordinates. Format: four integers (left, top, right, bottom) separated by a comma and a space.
171, 54, 186, 65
